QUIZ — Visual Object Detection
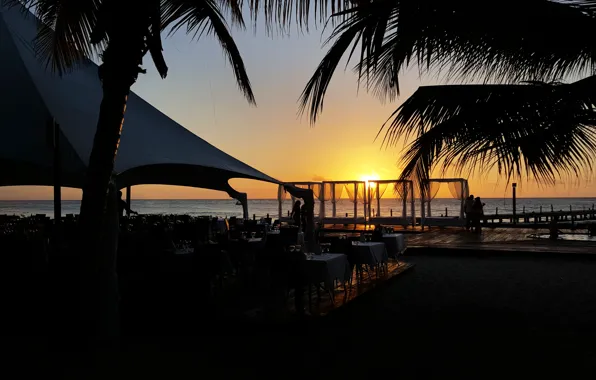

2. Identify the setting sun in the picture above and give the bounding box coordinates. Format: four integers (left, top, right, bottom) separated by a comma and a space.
360, 173, 381, 187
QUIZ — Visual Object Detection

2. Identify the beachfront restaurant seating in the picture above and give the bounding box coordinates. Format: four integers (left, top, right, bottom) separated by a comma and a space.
420, 178, 469, 228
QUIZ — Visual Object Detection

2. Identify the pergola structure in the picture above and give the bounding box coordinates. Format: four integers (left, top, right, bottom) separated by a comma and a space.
420, 178, 469, 227
320, 180, 368, 225
367, 179, 416, 227
0, 5, 280, 220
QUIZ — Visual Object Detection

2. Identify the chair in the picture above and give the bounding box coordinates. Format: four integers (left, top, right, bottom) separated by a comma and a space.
280, 226, 299, 246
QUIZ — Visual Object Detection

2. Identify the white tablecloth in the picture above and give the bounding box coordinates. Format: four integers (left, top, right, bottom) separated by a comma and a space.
382, 234, 406, 257
352, 242, 388, 266
303, 253, 351, 288
175, 247, 193, 255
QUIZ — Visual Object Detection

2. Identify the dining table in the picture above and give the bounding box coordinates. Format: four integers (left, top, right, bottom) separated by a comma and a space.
382, 234, 407, 258
352, 241, 388, 266
302, 253, 351, 306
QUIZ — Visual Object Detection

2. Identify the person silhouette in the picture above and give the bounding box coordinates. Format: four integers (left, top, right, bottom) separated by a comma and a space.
291, 200, 301, 229
465, 194, 475, 231
472, 197, 485, 233
118, 190, 138, 217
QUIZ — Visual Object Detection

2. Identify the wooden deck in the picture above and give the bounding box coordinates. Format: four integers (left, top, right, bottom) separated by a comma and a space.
285, 260, 415, 317
323, 224, 424, 233
239, 260, 415, 319
405, 227, 596, 255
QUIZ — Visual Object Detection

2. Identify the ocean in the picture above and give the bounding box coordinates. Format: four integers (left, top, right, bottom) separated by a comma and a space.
1, 198, 595, 219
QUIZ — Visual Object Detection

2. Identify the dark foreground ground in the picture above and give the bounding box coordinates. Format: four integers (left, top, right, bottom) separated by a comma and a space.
7, 253, 596, 378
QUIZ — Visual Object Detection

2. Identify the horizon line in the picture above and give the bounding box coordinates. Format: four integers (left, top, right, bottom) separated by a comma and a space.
1, 196, 596, 201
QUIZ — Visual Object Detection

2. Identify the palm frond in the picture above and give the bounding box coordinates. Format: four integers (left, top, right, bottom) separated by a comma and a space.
4, 0, 102, 74
297, 6, 374, 122
382, 76, 596, 186
163, 0, 247, 28
247, 0, 352, 32
300, 0, 596, 123
214, 0, 245, 28
162, 0, 255, 104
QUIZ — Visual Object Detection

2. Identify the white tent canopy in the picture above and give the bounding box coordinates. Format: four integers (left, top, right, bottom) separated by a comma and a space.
0, 5, 279, 198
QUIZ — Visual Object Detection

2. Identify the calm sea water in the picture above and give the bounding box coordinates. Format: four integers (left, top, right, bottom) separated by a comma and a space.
1, 198, 595, 219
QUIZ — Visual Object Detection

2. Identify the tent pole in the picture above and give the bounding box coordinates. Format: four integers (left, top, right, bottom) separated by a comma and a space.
410, 182, 415, 227
376, 182, 381, 217
126, 186, 131, 216
331, 184, 336, 217
319, 184, 325, 219
353, 183, 357, 218
52, 119, 61, 250
402, 182, 407, 218
421, 181, 426, 230
367, 183, 371, 219
459, 180, 465, 219
277, 185, 283, 219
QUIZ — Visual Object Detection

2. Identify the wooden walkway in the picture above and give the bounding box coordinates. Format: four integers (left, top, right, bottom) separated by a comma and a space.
285, 260, 415, 316
323, 224, 424, 234
241, 260, 415, 319
405, 228, 596, 255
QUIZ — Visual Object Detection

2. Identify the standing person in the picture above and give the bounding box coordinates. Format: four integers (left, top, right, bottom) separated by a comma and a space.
472, 197, 485, 233
118, 190, 137, 218
291, 200, 301, 229
464, 194, 475, 231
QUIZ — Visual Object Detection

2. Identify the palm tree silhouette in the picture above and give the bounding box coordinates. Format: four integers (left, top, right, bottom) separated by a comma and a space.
276, 0, 596, 185
7, 0, 254, 239
382, 77, 596, 186
3, 0, 254, 342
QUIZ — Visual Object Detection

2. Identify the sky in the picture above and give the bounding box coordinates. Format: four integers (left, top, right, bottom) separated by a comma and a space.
1, 11, 595, 200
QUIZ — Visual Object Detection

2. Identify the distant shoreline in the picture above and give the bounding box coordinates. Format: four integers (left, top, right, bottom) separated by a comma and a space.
0, 197, 595, 202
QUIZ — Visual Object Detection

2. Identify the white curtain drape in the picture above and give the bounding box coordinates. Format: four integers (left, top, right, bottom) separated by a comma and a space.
391, 182, 410, 218
345, 184, 356, 202
369, 182, 389, 200
357, 183, 366, 204
394, 182, 409, 200
323, 183, 333, 201
428, 182, 441, 200
413, 181, 422, 199
448, 181, 464, 199
334, 184, 344, 201
344, 183, 367, 204
311, 184, 322, 200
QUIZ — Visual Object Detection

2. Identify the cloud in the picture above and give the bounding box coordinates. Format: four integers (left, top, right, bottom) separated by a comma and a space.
312, 175, 326, 181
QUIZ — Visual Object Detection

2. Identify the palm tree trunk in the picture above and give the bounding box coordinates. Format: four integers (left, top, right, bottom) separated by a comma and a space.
76, 41, 142, 346
77, 82, 127, 345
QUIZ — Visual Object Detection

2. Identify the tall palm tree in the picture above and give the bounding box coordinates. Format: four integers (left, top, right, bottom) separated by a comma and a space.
264, 0, 596, 186
8, 0, 254, 244
2, 0, 254, 341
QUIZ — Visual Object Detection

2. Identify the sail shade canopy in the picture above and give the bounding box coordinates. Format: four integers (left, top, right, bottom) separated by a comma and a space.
0, 5, 279, 192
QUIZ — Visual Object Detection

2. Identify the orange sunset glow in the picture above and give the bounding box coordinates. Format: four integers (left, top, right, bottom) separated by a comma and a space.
0, 27, 594, 201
